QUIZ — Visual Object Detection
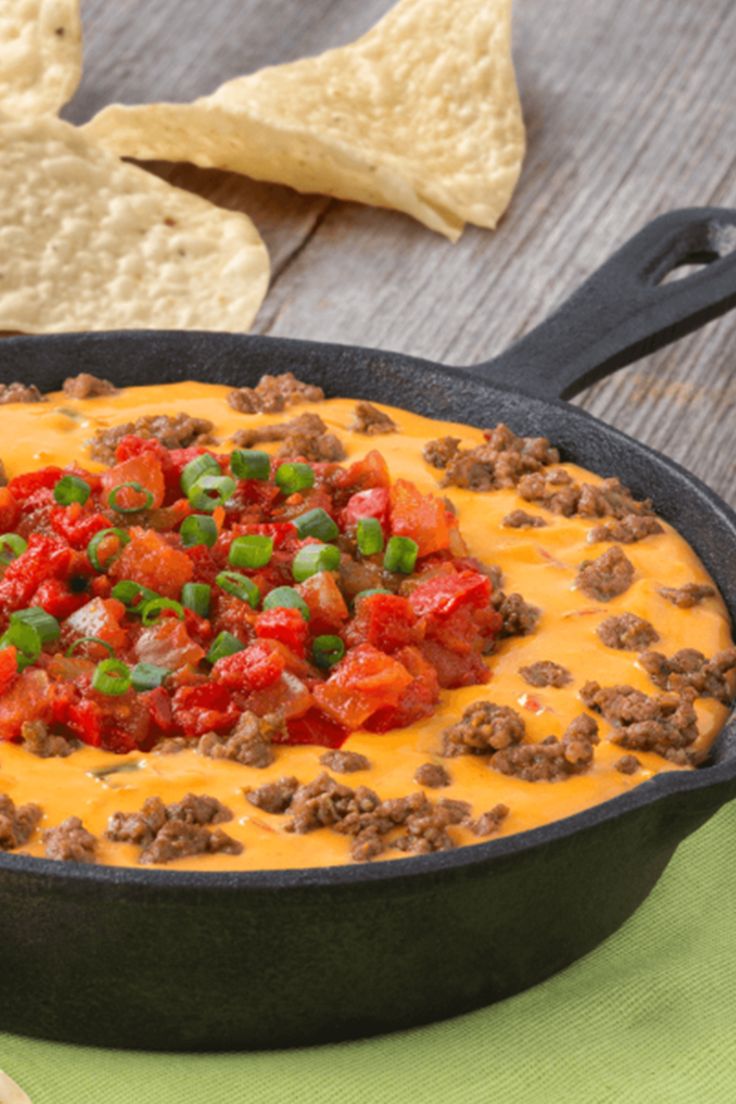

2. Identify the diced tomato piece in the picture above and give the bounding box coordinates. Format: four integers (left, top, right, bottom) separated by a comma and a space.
212, 640, 286, 691
64, 596, 128, 655
297, 571, 349, 631
7, 467, 63, 501
0, 668, 50, 741
235, 522, 297, 550
281, 708, 348, 748
67, 690, 153, 753
0, 534, 72, 614
364, 645, 439, 731
341, 486, 390, 529
134, 618, 205, 670
408, 569, 491, 618
246, 671, 313, 720
338, 449, 390, 492
211, 593, 258, 639
312, 643, 413, 729
418, 639, 491, 689
32, 577, 89, 620
144, 687, 174, 736
345, 593, 416, 653
50, 504, 111, 549
13, 488, 56, 539
390, 479, 450, 558
172, 682, 238, 737
0, 647, 17, 696
0, 487, 19, 533
255, 607, 309, 657
108, 528, 193, 598
100, 453, 166, 511
182, 606, 214, 646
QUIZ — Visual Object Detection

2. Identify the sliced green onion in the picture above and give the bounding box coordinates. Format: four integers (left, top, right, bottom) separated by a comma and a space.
0, 534, 27, 564
180, 514, 218, 548
108, 482, 154, 514
230, 449, 271, 481
354, 587, 392, 605
11, 606, 60, 643
131, 662, 170, 691
111, 579, 159, 612
0, 621, 41, 670
216, 570, 260, 608
384, 536, 419, 574
206, 631, 245, 664
92, 658, 131, 696
228, 534, 273, 569
292, 543, 340, 582
275, 462, 315, 495
181, 453, 221, 496
54, 474, 90, 507
87, 528, 130, 572
140, 598, 185, 626
312, 635, 346, 670
262, 586, 311, 620
65, 636, 115, 658
182, 582, 211, 618
357, 516, 384, 556
293, 507, 339, 542
187, 475, 236, 513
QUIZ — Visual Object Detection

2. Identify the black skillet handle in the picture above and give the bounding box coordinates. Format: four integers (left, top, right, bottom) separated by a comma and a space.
472, 207, 736, 401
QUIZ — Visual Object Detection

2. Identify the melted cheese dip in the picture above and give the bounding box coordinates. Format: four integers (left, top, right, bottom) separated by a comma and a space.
0, 382, 732, 870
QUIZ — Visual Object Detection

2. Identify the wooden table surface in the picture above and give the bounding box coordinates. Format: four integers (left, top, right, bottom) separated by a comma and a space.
64, 0, 736, 505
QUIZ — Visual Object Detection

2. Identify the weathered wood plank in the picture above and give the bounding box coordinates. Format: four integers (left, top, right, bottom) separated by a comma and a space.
66, 0, 736, 504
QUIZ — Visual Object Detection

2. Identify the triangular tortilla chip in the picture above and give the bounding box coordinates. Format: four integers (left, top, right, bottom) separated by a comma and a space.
0, 0, 82, 116
82, 0, 525, 241
0, 114, 269, 333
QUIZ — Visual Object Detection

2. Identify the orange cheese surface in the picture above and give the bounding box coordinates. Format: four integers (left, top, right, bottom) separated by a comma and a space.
0, 381, 732, 871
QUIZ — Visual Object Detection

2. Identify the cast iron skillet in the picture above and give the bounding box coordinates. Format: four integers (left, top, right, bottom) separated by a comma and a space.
0, 208, 735, 1052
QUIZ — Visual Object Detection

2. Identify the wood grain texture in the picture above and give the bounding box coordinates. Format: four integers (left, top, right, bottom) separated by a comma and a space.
64, 0, 736, 504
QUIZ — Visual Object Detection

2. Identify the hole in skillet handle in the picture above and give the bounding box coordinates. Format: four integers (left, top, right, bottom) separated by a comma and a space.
650, 221, 736, 285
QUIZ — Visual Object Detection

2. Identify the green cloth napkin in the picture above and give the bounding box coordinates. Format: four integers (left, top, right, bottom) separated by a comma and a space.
2, 801, 736, 1104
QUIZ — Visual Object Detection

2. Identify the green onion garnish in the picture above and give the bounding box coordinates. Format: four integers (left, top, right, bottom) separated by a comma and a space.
11, 606, 60, 643
111, 579, 159, 612
54, 474, 91, 507
275, 462, 315, 496
262, 586, 311, 620
384, 536, 419, 574
131, 663, 170, 691
230, 449, 270, 481
292, 507, 339, 542
356, 517, 384, 556
292, 543, 340, 582
108, 482, 154, 514
228, 534, 273, 569
0, 534, 27, 564
0, 621, 41, 670
312, 635, 346, 670
87, 528, 130, 572
180, 514, 218, 548
140, 598, 185, 626
215, 570, 260, 608
65, 636, 115, 658
181, 582, 211, 618
181, 453, 221, 496
187, 475, 236, 514
92, 658, 131, 696
354, 587, 392, 605
206, 631, 244, 664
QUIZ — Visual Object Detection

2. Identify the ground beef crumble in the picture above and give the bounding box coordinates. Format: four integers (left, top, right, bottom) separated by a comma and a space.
431, 424, 559, 491
580, 680, 699, 763
198, 711, 283, 768
89, 413, 214, 464
491, 591, 541, 638
43, 817, 97, 863
245, 777, 300, 814
577, 546, 635, 601
658, 582, 716, 608
21, 720, 77, 758
519, 470, 654, 523
319, 749, 371, 773
230, 411, 345, 462
615, 754, 641, 774
589, 515, 664, 544
423, 436, 461, 469
349, 401, 396, 435
597, 613, 659, 651
442, 701, 526, 756
492, 714, 599, 781
0, 382, 45, 404
414, 762, 452, 788
107, 793, 241, 864
0, 794, 42, 851
62, 372, 116, 398
502, 509, 548, 529
639, 647, 736, 705
227, 372, 324, 414
468, 804, 510, 836
519, 661, 572, 688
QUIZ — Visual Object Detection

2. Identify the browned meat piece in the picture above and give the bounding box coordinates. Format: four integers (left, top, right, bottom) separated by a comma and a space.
20, 720, 76, 758
89, 412, 214, 464
639, 647, 736, 704
576, 479, 653, 520
502, 509, 547, 529
436, 798, 472, 823
580, 680, 699, 763
167, 793, 233, 826
597, 613, 659, 651
153, 737, 190, 754
140, 822, 242, 865
350, 830, 387, 861
198, 711, 283, 768
0, 382, 45, 404
393, 802, 457, 854
0, 794, 42, 851
518, 469, 581, 515
519, 661, 572, 688
230, 411, 346, 462
43, 817, 97, 863
492, 714, 599, 781
442, 700, 526, 756
468, 803, 510, 836
491, 591, 541, 637
62, 372, 116, 398
319, 749, 371, 773
245, 777, 300, 814
423, 436, 461, 469
589, 515, 664, 543
286, 772, 381, 834
577, 547, 635, 601
441, 424, 559, 492
349, 401, 397, 435
414, 762, 452, 788
658, 582, 716, 608
227, 372, 324, 414
107, 795, 168, 847
108, 794, 241, 864
615, 754, 641, 774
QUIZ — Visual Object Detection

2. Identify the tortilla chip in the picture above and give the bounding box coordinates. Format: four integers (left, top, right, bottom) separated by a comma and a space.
82, 0, 525, 241
0, 1069, 32, 1104
0, 114, 269, 333
0, 0, 82, 116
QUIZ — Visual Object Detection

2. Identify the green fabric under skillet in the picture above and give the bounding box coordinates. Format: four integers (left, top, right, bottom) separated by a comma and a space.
2, 801, 735, 1104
